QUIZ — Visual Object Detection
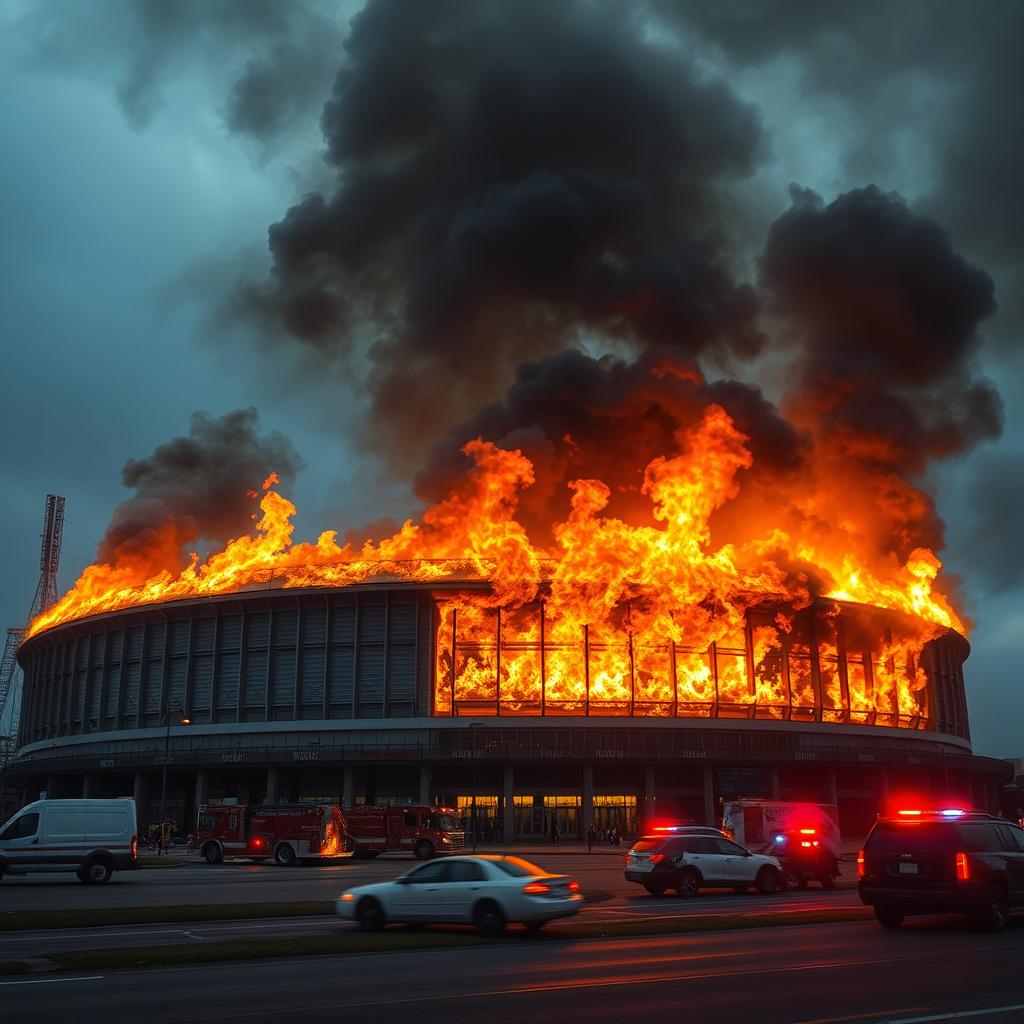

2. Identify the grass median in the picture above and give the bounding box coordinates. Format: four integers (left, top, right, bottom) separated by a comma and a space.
0, 905, 873, 975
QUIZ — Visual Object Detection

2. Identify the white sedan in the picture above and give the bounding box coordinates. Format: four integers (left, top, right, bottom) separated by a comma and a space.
336, 854, 583, 936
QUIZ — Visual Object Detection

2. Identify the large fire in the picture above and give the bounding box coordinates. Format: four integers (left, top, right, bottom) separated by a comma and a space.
27, 406, 962, 726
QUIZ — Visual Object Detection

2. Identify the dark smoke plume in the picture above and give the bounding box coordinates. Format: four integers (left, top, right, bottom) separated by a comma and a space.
251, 0, 764, 465
759, 185, 1001, 558
763, 185, 1001, 471
98, 408, 304, 569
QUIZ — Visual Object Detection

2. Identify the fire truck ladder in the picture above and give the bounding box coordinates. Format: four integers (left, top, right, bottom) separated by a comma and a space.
0, 495, 65, 766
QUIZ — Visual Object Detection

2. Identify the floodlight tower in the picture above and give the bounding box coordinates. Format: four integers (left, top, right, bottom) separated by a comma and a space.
0, 495, 65, 765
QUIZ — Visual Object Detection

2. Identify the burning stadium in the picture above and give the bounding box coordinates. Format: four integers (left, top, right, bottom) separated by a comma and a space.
9, 404, 1009, 840
3, 1, 1015, 841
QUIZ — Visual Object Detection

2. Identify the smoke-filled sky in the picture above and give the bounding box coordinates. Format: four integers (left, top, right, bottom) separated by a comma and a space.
1, 0, 1021, 752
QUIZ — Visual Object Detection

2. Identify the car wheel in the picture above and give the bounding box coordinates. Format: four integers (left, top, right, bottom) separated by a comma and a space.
274, 844, 297, 867
474, 900, 506, 938
414, 839, 435, 860
80, 858, 113, 884
756, 867, 781, 895
971, 881, 1010, 932
817, 872, 835, 890
782, 868, 802, 891
356, 898, 386, 932
676, 869, 701, 897
643, 882, 667, 896
203, 843, 223, 865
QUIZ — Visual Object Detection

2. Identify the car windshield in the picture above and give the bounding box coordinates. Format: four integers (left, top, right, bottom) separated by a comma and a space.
490, 856, 546, 877
426, 814, 462, 831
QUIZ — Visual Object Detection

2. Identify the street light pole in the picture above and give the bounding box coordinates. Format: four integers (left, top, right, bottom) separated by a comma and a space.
157, 704, 190, 831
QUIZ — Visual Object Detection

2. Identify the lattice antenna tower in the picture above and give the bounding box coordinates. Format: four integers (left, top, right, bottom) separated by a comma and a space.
0, 495, 65, 763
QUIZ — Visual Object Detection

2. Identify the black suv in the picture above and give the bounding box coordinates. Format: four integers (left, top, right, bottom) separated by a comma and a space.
858, 811, 1024, 930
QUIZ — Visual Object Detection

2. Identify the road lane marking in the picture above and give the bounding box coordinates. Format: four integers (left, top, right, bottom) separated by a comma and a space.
0, 975, 104, 987
888, 1006, 1024, 1023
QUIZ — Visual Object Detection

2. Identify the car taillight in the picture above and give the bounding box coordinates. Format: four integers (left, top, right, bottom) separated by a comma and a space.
131, 835, 138, 859
955, 851, 970, 881
857, 850, 865, 879
649, 854, 665, 864
523, 881, 551, 894
567, 880, 581, 892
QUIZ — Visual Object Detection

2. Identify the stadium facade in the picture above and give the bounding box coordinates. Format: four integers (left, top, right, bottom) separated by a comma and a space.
9, 581, 1010, 839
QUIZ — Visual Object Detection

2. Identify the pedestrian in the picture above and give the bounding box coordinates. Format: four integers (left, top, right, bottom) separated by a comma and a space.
551, 817, 560, 847
160, 818, 172, 856
586, 822, 596, 852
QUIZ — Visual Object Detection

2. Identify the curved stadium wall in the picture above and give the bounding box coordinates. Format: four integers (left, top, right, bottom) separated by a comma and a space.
10, 583, 1009, 838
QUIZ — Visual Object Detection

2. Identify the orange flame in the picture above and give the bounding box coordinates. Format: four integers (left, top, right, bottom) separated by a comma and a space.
27, 406, 961, 727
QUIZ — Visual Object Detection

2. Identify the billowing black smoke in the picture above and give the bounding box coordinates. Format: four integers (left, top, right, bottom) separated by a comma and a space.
252, 0, 764, 464
98, 408, 304, 569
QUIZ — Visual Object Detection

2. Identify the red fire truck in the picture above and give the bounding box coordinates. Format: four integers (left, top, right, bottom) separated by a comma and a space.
345, 805, 464, 859
195, 804, 352, 866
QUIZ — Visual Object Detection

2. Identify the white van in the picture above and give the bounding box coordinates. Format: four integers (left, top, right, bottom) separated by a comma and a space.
0, 798, 139, 884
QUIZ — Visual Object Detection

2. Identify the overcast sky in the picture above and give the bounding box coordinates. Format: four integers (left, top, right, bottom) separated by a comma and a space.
1, 1, 1021, 754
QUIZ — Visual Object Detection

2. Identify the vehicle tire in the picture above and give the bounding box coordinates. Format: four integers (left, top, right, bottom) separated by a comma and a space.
676, 869, 701, 897
643, 881, 667, 896
203, 843, 223, 865
80, 858, 113, 885
817, 871, 835, 891
356, 898, 386, 932
781, 868, 802, 891
473, 900, 505, 938
274, 844, 297, 867
971, 881, 1010, 932
755, 867, 781, 895
874, 904, 904, 929
414, 839, 435, 860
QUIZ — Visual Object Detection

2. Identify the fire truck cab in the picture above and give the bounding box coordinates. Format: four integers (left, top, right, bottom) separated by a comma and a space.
344, 805, 464, 859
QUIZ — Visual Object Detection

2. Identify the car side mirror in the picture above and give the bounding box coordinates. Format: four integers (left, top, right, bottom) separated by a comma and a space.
743, 849, 752, 857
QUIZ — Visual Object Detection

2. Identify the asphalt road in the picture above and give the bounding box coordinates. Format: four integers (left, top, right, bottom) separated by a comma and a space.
4, 920, 1024, 1024
0, 851, 860, 955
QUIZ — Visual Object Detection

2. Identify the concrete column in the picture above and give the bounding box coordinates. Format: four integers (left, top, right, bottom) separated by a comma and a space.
419, 764, 432, 807
769, 767, 781, 800
82, 774, 100, 798
581, 764, 594, 833
194, 768, 208, 811
502, 764, 514, 843
644, 765, 657, 830
133, 771, 147, 829
342, 766, 355, 808
703, 766, 716, 826
824, 767, 838, 807
266, 766, 280, 804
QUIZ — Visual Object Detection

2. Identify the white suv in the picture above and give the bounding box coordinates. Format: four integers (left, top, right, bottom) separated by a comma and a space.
625, 833, 784, 896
